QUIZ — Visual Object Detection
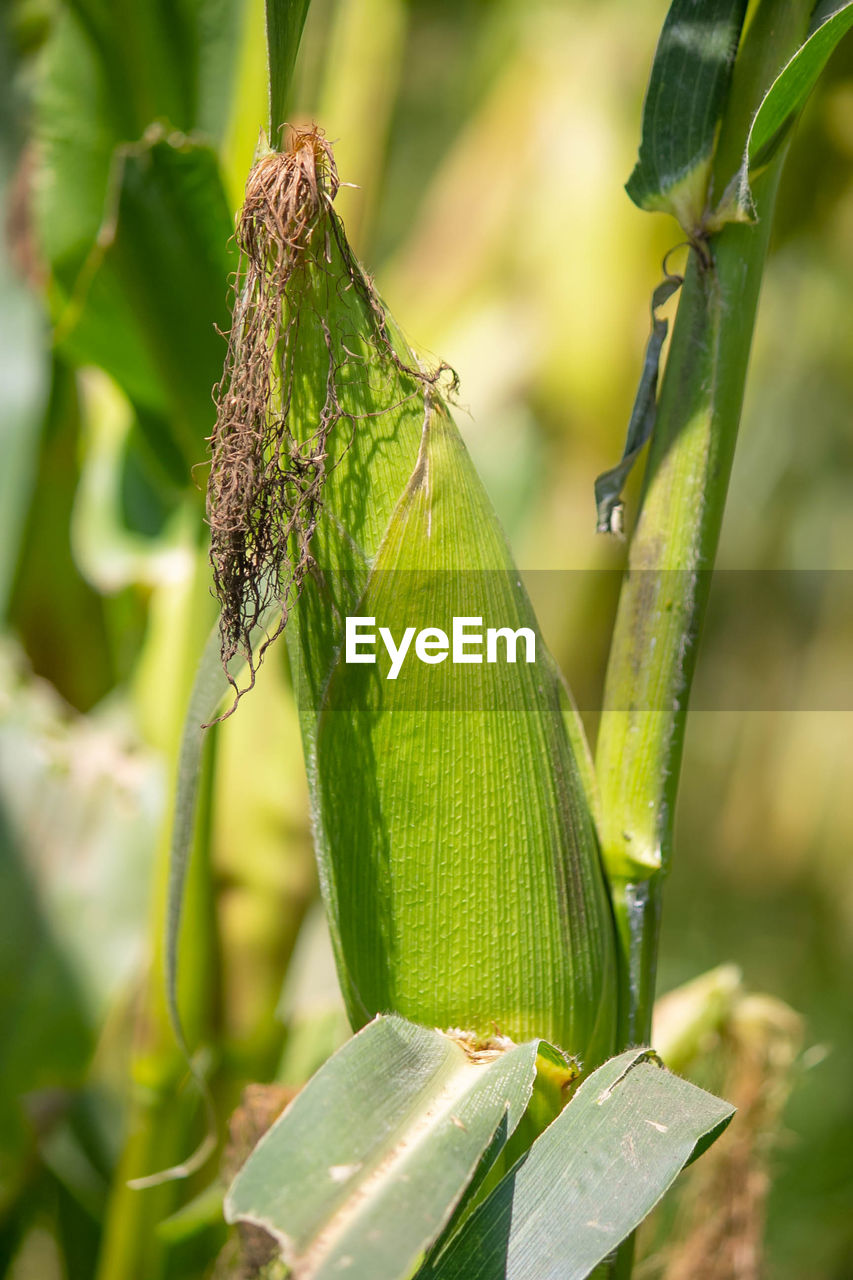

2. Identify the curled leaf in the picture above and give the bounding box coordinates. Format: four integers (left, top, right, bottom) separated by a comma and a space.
595, 274, 682, 536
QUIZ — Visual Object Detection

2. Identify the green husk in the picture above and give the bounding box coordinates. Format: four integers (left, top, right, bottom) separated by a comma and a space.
208, 129, 616, 1065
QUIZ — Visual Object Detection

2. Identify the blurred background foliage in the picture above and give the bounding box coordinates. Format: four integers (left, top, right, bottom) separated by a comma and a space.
0, 0, 850, 1276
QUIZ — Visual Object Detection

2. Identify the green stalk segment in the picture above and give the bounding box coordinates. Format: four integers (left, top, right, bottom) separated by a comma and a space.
596, 0, 815, 1047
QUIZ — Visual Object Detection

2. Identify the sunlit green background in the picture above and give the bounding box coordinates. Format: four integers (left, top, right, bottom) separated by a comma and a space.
1, 0, 851, 1276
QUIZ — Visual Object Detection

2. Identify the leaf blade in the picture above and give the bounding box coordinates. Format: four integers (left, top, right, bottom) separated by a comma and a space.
425, 1048, 735, 1280
225, 1016, 542, 1280
50, 133, 235, 475
626, 0, 748, 230
266, 0, 312, 144
746, 2, 853, 172
129, 609, 276, 1188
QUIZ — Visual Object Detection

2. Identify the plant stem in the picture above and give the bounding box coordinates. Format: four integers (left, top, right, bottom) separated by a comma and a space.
596, 0, 813, 1052
597, 11, 812, 1278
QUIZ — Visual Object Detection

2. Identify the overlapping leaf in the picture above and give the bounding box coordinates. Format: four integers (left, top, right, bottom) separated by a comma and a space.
225, 1016, 545, 1280
424, 1048, 735, 1280
224, 1026, 734, 1280
312, 403, 615, 1059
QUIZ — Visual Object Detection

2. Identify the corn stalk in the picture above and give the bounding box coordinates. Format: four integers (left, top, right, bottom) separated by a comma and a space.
597, 0, 817, 1050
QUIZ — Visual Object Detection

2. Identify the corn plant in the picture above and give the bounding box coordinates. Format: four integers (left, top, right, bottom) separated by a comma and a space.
4, 0, 851, 1277
148, 1, 852, 1277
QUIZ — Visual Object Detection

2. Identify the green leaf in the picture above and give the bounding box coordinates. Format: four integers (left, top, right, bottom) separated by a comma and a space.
125, 623, 230, 1189
8, 359, 120, 710
424, 1048, 735, 1280
266, 0, 312, 144
626, 0, 748, 231
750, 2, 853, 167
0, 32, 49, 621
161, 627, 232, 1059
48, 131, 235, 477
0, 245, 48, 621
71, 374, 189, 594
129, 598, 288, 1190
225, 1015, 544, 1280
729, 1, 853, 214
34, 10, 114, 285
34, 4, 239, 478
36, 0, 245, 263
65, 0, 246, 141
